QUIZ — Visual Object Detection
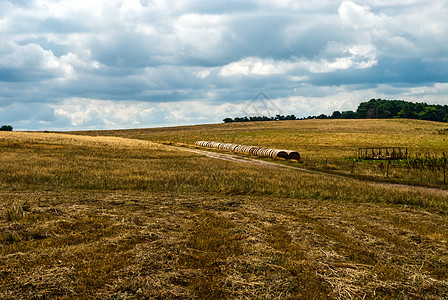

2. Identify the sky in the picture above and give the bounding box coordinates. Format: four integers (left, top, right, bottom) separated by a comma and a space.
1, 0, 448, 131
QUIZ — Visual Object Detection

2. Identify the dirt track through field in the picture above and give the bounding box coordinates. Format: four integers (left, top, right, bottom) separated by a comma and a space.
179, 146, 448, 197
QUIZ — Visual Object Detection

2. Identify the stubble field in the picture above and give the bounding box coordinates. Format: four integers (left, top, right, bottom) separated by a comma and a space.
76, 118, 448, 187
1, 119, 448, 299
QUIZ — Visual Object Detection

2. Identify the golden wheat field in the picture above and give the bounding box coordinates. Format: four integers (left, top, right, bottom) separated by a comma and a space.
1, 119, 448, 299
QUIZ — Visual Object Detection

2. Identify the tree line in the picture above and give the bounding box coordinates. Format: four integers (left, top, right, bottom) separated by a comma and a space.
0, 125, 13, 131
223, 115, 297, 123
223, 99, 448, 123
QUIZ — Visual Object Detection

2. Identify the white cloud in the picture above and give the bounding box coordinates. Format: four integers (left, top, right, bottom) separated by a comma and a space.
52, 98, 154, 127
219, 57, 299, 77
50, 97, 227, 129
171, 14, 228, 62
0, 43, 52, 69
307, 43, 377, 73
0, 41, 101, 81
338, 0, 448, 59
339, 1, 381, 29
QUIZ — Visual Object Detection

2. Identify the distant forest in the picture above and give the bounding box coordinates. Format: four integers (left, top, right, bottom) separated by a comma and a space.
223, 99, 448, 123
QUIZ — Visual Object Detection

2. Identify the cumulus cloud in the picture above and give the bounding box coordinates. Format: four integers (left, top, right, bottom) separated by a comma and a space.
0, 0, 447, 130
219, 57, 298, 77
339, 0, 381, 28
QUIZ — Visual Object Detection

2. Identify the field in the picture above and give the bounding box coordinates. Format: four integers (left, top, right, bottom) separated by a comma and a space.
77, 118, 448, 187
1, 119, 448, 299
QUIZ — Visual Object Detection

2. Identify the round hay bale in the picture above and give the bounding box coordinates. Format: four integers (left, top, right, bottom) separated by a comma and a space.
249, 147, 261, 155
286, 151, 300, 160
271, 149, 289, 159
195, 141, 300, 161
259, 148, 271, 157
229, 144, 239, 151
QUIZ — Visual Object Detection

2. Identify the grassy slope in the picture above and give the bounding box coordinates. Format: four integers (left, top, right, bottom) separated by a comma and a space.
0, 121, 448, 299
76, 118, 448, 187
74, 118, 448, 159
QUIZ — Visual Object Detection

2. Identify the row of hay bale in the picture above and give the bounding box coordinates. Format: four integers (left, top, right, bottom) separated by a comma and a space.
195, 141, 300, 160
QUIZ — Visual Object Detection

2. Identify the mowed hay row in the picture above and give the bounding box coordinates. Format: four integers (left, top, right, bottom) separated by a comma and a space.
195, 141, 300, 160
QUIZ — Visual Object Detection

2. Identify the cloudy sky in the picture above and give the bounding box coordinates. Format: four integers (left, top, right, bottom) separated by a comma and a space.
1, 0, 448, 130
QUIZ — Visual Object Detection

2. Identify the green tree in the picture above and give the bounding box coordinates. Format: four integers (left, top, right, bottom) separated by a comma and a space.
418, 107, 439, 121
316, 114, 328, 119
340, 110, 357, 119
357, 98, 379, 118
0, 125, 13, 131
397, 103, 417, 119
331, 111, 341, 119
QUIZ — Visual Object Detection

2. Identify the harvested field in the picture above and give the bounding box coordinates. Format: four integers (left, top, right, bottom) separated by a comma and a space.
2, 190, 448, 299
1, 127, 448, 298
75, 119, 448, 188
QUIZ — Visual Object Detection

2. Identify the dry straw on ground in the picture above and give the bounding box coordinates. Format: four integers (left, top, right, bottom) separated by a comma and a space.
1, 122, 448, 299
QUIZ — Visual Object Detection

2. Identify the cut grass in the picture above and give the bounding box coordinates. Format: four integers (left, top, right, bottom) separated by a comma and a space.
73, 118, 448, 157
2, 190, 448, 298
1, 132, 447, 211
73, 118, 448, 187
1, 128, 448, 298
